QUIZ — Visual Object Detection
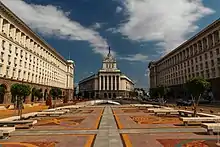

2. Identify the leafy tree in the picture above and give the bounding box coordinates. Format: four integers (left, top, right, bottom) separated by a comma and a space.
11, 84, 31, 119
185, 77, 210, 116
34, 89, 43, 101
149, 88, 158, 98
49, 87, 62, 108
156, 85, 170, 105
0, 85, 6, 103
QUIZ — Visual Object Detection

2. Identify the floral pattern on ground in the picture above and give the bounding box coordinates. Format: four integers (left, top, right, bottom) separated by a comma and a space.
0, 141, 57, 147
157, 139, 217, 147
122, 109, 140, 113
36, 117, 85, 126
130, 115, 181, 124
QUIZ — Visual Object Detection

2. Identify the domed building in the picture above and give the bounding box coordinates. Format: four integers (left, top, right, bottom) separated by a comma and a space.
79, 47, 134, 99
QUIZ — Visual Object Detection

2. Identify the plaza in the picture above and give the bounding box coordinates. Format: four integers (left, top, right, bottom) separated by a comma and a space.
0, 100, 220, 147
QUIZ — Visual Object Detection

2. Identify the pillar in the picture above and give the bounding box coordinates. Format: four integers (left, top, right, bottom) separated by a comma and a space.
0, 17, 3, 33
103, 75, 105, 90
106, 75, 109, 90
99, 76, 101, 90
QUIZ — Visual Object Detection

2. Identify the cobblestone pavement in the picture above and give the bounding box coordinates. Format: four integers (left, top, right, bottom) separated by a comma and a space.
0, 105, 219, 147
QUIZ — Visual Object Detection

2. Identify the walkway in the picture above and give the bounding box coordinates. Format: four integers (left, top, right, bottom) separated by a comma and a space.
93, 106, 123, 147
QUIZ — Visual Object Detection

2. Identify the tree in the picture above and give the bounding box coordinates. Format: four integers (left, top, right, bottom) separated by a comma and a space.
149, 88, 158, 98
11, 84, 31, 119
185, 77, 210, 117
49, 87, 62, 108
156, 85, 170, 105
34, 89, 43, 101
0, 85, 6, 103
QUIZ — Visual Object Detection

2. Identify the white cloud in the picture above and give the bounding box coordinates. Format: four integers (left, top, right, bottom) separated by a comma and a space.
118, 0, 215, 53
119, 53, 148, 62
1, 0, 112, 56
106, 27, 119, 34
90, 22, 103, 30
116, 6, 123, 13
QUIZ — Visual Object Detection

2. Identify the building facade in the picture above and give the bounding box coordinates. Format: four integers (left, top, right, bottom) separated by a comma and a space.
148, 18, 220, 100
79, 48, 134, 99
0, 2, 75, 103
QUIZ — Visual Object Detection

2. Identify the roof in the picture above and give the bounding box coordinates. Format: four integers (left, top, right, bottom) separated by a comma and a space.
78, 74, 97, 84
154, 18, 220, 64
120, 74, 134, 84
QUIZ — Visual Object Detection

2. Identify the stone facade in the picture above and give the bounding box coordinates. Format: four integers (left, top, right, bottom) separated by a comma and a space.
79, 47, 134, 99
148, 18, 220, 100
0, 2, 75, 103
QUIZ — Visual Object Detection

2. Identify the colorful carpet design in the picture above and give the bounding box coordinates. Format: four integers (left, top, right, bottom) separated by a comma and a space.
36, 117, 85, 126
130, 115, 181, 124
157, 139, 218, 147
0, 141, 57, 147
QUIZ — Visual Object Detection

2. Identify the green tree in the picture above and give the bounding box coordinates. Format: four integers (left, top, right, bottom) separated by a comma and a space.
11, 84, 31, 119
34, 89, 43, 101
156, 85, 170, 105
0, 85, 6, 103
49, 87, 62, 108
185, 77, 210, 117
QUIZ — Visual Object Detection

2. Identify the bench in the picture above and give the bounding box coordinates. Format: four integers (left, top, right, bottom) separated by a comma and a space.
0, 127, 15, 139
22, 112, 38, 119
0, 120, 37, 128
179, 110, 219, 117
43, 109, 69, 113
153, 109, 179, 115
179, 117, 220, 126
201, 123, 220, 135
37, 111, 65, 117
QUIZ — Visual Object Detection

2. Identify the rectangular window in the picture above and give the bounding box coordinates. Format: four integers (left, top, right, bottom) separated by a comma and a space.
210, 51, 213, 58
2, 40, 5, 50
216, 48, 219, 55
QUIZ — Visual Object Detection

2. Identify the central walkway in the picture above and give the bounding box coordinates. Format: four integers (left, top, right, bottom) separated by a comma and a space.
94, 106, 123, 147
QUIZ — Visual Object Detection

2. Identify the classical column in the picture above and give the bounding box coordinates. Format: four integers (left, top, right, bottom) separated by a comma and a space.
106, 75, 109, 90
99, 75, 101, 90
115, 76, 117, 91
5, 23, 10, 37
0, 17, 3, 32
212, 33, 215, 46
109, 75, 111, 91
103, 75, 105, 90
111, 75, 114, 90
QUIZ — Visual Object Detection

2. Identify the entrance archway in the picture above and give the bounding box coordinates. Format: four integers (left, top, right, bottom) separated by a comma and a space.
31, 88, 36, 102
104, 93, 107, 99
0, 84, 7, 104
113, 93, 116, 99
108, 93, 111, 99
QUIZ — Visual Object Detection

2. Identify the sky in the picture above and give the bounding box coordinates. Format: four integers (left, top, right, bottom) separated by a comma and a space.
1, 0, 220, 89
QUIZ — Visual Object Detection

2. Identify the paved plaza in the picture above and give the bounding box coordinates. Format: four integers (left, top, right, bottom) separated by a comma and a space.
0, 105, 219, 147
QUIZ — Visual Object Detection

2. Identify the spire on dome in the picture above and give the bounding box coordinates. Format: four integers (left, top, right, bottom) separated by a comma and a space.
108, 46, 111, 55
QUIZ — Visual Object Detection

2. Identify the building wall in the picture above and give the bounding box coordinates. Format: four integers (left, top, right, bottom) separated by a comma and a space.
120, 78, 134, 91
0, 3, 74, 103
149, 19, 220, 99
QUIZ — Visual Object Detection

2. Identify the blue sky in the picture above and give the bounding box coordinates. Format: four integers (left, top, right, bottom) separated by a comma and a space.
2, 0, 220, 88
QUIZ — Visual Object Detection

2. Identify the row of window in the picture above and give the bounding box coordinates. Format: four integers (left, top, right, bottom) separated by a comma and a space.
0, 16, 66, 70
157, 29, 220, 71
